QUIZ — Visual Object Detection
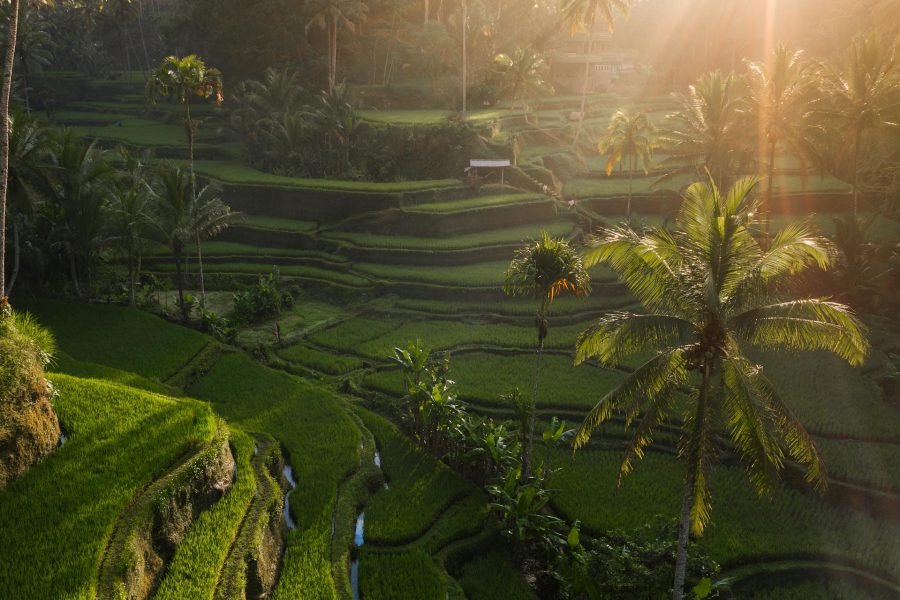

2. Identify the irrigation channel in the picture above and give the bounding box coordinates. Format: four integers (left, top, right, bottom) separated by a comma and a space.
283, 463, 297, 530
351, 448, 385, 600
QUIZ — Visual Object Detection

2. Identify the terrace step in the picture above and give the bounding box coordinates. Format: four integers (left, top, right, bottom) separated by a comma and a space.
214, 433, 285, 600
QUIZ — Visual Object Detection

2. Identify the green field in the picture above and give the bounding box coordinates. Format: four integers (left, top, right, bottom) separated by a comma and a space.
0, 375, 216, 599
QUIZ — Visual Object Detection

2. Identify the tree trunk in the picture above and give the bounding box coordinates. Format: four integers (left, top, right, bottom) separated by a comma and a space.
174, 246, 187, 321
461, 0, 467, 114
0, 0, 20, 300
137, 1, 151, 70
672, 360, 711, 600
765, 138, 776, 236
69, 252, 83, 299
672, 470, 694, 600
127, 246, 136, 308
521, 338, 543, 482
627, 154, 634, 217
196, 232, 206, 307
572, 30, 594, 148
6, 215, 19, 295
852, 128, 861, 216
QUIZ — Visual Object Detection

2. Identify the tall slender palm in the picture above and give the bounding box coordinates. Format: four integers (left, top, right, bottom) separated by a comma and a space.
305, 0, 368, 95
504, 231, 591, 481
560, 0, 631, 147
574, 175, 869, 600
493, 46, 554, 112
0, 0, 21, 300
151, 163, 233, 321
819, 32, 900, 214
745, 45, 820, 234
147, 54, 223, 306
657, 71, 751, 190
5, 112, 50, 295
598, 108, 655, 217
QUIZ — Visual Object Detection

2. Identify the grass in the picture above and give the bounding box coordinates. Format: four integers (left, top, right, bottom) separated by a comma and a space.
147, 241, 348, 262
352, 261, 615, 287
241, 215, 318, 232
153, 428, 257, 600
359, 548, 447, 599
25, 301, 209, 381
75, 117, 218, 147
815, 438, 900, 492
564, 173, 851, 198
186, 160, 461, 192
234, 300, 348, 348
323, 220, 576, 250
549, 449, 900, 578
742, 577, 897, 599
387, 294, 637, 317
413, 493, 490, 555
310, 316, 588, 357
277, 343, 365, 375
357, 409, 473, 545
0, 374, 216, 599
756, 351, 899, 441
187, 353, 360, 598
366, 352, 624, 412
457, 548, 537, 600
355, 108, 516, 124
405, 193, 546, 213
53, 351, 174, 395
149, 261, 372, 287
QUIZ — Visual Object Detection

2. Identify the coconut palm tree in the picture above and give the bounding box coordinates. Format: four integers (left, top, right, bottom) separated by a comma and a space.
819, 32, 900, 214
657, 70, 752, 190
1, 0, 21, 300
559, 0, 632, 147
573, 175, 869, 600
151, 163, 233, 322
598, 108, 655, 217
745, 45, 821, 234
504, 231, 591, 481
147, 54, 223, 306
41, 131, 114, 298
305, 0, 367, 95
5, 112, 50, 296
493, 46, 554, 112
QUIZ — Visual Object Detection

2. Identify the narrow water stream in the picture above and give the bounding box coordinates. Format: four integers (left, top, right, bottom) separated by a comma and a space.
283, 464, 297, 530
350, 446, 384, 599
58, 433, 67, 447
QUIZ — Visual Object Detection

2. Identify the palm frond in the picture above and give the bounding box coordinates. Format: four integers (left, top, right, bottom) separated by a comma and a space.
680, 387, 717, 536
573, 348, 688, 450
721, 353, 785, 496
731, 299, 869, 366
616, 390, 676, 487
575, 312, 694, 367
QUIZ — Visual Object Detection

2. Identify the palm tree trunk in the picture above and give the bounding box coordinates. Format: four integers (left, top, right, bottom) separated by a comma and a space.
461, 0, 467, 115
6, 215, 19, 295
196, 232, 206, 307
572, 27, 595, 148
69, 252, 83, 299
174, 246, 187, 321
0, 0, 20, 300
852, 128, 861, 216
127, 246, 136, 308
672, 360, 711, 600
521, 338, 543, 481
765, 138, 776, 236
627, 154, 634, 217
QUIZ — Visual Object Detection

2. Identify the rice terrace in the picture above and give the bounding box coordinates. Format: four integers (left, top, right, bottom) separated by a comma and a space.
0, 0, 898, 598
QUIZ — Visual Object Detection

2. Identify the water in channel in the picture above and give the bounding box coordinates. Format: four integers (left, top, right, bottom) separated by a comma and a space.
283, 464, 297, 530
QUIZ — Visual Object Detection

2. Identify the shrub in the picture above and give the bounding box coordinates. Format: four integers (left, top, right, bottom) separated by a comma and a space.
232, 268, 294, 324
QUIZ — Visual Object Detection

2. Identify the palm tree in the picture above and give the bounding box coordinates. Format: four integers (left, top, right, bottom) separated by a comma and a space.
819, 32, 900, 214
573, 175, 869, 600
42, 131, 114, 298
745, 45, 820, 234
598, 108, 655, 217
1, 0, 21, 300
559, 0, 632, 147
8, 6, 52, 114
106, 147, 156, 308
657, 71, 751, 190
151, 163, 233, 321
147, 54, 223, 306
305, 0, 368, 95
504, 231, 591, 481
5, 112, 50, 295
493, 46, 554, 112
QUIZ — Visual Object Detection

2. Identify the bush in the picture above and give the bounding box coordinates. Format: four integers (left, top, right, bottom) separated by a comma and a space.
231, 268, 294, 324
